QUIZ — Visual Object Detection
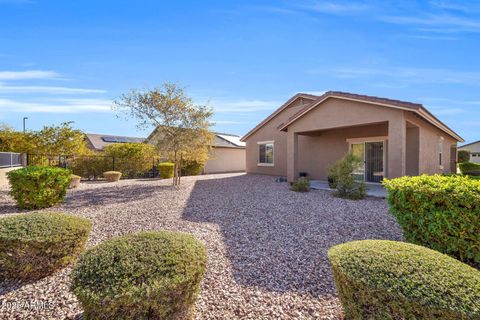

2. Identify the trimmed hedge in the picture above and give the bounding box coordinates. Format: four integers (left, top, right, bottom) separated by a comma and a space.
71, 231, 207, 320
0, 212, 92, 280
103, 171, 122, 182
69, 174, 81, 189
328, 240, 480, 320
383, 175, 480, 266
158, 162, 175, 179
7, 166, 71, 209
459, 162, 480, 176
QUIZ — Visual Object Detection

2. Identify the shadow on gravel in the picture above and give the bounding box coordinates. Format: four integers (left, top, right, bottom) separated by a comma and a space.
61, 183, 171, 210
0, 182, 171, 214
182, 174, 402, 298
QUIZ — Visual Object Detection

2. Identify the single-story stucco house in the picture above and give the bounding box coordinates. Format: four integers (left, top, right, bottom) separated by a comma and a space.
459, 140, 480, 163
241, 91, 463, 182
146, 130, 246, 174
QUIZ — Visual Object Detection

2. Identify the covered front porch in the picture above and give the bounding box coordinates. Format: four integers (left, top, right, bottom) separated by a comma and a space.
286, 120, 420, 183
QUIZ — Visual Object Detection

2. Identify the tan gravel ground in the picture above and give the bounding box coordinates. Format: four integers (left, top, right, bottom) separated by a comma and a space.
0, 173, 403, 319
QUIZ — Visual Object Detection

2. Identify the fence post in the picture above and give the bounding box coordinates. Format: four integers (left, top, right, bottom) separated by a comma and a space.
112, 156, 115, 171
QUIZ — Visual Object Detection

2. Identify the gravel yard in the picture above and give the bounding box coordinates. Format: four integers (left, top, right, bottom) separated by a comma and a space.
0, 173, 402, 319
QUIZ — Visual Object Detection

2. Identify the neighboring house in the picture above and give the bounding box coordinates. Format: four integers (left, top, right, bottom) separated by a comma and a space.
146, 130, 246, 174
241, 91, 463, 182
459, 140, 480, 163
85, 133, 146, 152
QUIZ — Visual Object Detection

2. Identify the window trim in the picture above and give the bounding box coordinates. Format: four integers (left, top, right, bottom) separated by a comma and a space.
257, 140, 274, 166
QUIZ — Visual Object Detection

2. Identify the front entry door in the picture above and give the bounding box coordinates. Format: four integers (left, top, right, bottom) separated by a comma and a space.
351, 141, 384, 183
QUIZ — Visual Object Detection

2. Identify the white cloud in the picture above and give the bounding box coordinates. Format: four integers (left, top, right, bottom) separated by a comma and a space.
380, 14, 480, 32
0, 70, 60, 80
302, 1, 369, 14
325, 66, 480, 85
0, 83, 106, 94
0, 98, 112, 113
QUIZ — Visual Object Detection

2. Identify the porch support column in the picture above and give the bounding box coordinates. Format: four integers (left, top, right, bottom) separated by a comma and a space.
387, 117, 406, 178
287, 131, 298, 182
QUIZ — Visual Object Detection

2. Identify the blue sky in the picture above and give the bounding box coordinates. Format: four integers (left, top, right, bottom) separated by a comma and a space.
0, 0, 479, 143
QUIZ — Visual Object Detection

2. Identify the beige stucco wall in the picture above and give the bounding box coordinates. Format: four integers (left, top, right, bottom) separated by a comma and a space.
244, 96, 459, 181
296, 123, 388, 180
245, 97, 314, 176
286, 98, 406, 180
405, 113, 457, 175
204, 147, 245, 174
0, 167, 21, 188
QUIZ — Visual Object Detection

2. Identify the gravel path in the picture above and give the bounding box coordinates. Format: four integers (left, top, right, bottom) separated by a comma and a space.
0, 173, 402, 319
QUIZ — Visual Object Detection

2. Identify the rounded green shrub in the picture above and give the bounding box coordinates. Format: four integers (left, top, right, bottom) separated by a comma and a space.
0, 212, 92, 280
383, 175, 480, 267
71, 231, 207, 320
328, 240, 480, 320
458, 150, 470, 163
181, 160, 204, 176
290, 177, 310, 192
102, 171, 122, 182
7, 166, 71, 209
158, 162, 175, 179
459, 162, 480, 176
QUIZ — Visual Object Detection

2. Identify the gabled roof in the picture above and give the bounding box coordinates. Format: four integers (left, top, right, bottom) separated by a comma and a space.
240, 93, 318, 141
146, 127, 245, 148
241, 91, 463, 142
459, 140, 480, 149
85, 133, 146, 151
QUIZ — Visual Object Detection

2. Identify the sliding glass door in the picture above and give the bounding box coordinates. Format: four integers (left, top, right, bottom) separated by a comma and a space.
351, 141, 384, 183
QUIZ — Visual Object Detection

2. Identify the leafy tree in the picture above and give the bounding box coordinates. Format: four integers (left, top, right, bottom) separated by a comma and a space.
35, 122, 88, 155
458, 150, 470, 163
0, 122, 88, 156
113, 83, 214, 185
0, 124, 37, 153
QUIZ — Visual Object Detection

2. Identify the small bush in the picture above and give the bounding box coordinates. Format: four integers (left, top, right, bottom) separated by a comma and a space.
459, 161, 480, 176
158, 162, 175, 179
181, 160, 204, 176
70, 156, 112, 180
458, 150, 470, 163
0, 212, 92, 280
383, 175, 480, 267
290, 177, 310, 192
328, 240, 480, 320
103, 171, 122, 182
69, 174, 81, 189
105, 143, 157, 178
71, 231, 207, 320
7, 166, 71, 209
327, 154, 366, 199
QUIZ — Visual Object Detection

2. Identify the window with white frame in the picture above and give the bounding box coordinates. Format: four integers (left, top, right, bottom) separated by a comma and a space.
258, 141, 274, 165
438, 137, 444, 166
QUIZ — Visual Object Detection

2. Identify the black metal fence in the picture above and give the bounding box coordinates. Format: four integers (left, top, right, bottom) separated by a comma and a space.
0, 152, 23, 168
27, 154, 164, 180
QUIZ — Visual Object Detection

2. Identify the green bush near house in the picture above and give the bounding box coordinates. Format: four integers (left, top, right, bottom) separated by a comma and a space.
290, 177, 310, 192
458, 150, 470, 163
70, 156, 112, 180
0, 212, 92, 280
459, 161, 480, 176
327, 154, 366, 199
181, 160, 204, 176
71, 231, 207, 320
383, 174, 480, 267
158, 162, 175, 179
328, 240, 480, 320
7, 166, 71, 209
